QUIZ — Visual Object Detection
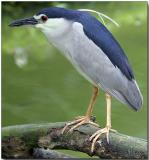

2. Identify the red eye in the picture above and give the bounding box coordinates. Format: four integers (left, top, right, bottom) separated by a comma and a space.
41, 15, 48, 22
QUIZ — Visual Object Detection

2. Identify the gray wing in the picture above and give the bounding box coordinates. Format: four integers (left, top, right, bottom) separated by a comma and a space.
70, 22, 143, 110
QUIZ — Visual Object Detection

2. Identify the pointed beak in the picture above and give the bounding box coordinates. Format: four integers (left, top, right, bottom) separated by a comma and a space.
9, 17, 38, 27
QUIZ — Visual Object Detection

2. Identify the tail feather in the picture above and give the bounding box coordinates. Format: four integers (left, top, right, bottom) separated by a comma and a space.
110, 80, 143, 111
125, 80, 143, 110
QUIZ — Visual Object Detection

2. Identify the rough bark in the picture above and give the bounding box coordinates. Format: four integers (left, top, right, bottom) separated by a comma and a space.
2, 122, 147, 159
33, 148, 74, 158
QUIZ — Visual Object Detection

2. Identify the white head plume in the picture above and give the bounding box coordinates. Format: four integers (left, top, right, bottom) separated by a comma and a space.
78, 9, 120, 27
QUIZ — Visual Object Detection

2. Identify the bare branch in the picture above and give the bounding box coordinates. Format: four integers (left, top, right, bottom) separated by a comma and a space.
33, 148, 74, 158
2, 122, 147, 159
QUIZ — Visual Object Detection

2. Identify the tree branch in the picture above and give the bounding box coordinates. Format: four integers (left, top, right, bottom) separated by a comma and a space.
2, 122, 147, 159
33, 148, 74, 158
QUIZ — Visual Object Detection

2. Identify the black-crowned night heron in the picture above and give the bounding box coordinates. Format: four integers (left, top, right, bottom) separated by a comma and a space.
9, 7, 143, 152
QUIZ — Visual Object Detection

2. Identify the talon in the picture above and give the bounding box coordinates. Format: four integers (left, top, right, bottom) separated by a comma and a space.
89, 130, 100, 141
90, 126, 117, 152
61, 117, 86, 134
61, 121, 77, 134
61, 124, 70, 134
68, 128, 73, 133
61, 116, 99, 134
106, 130, 109, 144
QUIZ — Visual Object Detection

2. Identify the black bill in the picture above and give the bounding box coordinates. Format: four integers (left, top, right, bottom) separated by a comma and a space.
9, 17, 38, 27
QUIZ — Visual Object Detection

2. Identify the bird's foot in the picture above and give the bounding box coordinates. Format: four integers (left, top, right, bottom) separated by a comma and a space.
61, 116, 99, 134
89, 126, 117, 152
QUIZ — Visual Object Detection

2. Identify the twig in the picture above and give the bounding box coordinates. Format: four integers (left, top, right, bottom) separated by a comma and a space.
2, 122, 147, 159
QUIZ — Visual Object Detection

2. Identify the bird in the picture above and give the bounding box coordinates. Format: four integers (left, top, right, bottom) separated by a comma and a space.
9, 7, 143, 152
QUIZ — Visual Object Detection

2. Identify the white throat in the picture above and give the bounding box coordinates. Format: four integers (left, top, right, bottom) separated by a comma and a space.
35, 18, 72, 38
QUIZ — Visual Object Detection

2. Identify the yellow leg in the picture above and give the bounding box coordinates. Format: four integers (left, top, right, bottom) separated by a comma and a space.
61, 86, 99, 133
89, 93, 116, 152
106, 93, 111, 128
86, 86, 99, 117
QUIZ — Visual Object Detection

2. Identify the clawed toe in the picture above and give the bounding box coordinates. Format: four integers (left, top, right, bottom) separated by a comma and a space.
61, 116, 99, 134
61, 119, 80, 134
90, 126, 117, 152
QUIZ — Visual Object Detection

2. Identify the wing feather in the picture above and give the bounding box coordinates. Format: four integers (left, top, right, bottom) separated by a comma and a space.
78, 13, 134, 80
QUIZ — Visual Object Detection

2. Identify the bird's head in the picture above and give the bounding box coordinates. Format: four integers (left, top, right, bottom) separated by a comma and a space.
9, 7, 81, 37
